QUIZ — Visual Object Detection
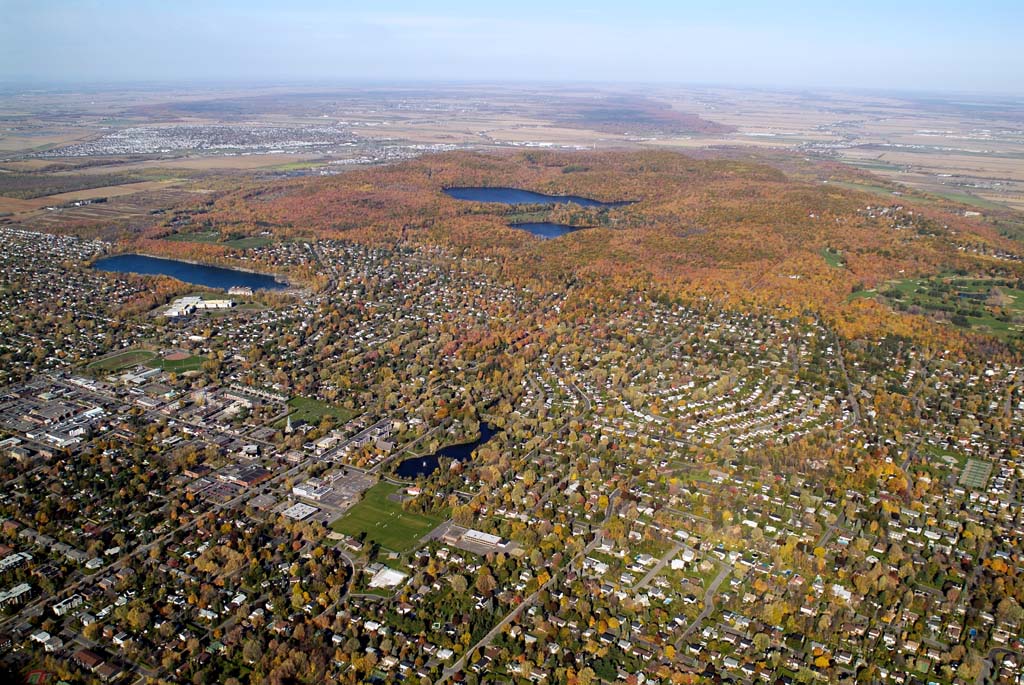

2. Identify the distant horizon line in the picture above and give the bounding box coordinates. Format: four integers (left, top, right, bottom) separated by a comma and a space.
0, 78, 1022, 101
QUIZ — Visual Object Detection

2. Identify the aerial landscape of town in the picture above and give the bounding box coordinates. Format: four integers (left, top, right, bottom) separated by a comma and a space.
2, 2, 1024, 685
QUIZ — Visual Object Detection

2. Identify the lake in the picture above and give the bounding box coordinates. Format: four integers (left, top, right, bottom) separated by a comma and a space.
444, 186, 630, 207
395, 422, 498, 478
93, 254, 286, 291
510, 222, 586, 239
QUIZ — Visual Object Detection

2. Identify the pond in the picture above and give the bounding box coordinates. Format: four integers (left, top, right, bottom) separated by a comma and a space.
510, 222, 586, 239
444, 186, 631, 207
93, 254, 286, 291
395, 422, 499, 478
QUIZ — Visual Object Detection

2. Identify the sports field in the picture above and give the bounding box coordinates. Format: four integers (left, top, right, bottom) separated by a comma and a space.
86, 348, 156, 372
278, 396, 356, 427
960, 459, 993, 490
150, 354, 207, 373
329, 482, 442, 553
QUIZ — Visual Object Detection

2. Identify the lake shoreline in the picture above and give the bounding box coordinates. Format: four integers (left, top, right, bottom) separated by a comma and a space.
443, 186, 633, 207
92, 253, 289, 291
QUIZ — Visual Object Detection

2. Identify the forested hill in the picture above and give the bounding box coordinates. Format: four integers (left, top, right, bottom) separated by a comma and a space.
146, 149, 1022, 337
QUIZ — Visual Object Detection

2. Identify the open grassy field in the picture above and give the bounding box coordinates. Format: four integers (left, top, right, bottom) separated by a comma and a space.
223, 236, 275, 249
925, 446, 969, 469
924, 189, 1011, 211
147, 354, 207, 373
820, 248, 845, 268
164, 231, 276, 249
826, 180, 902, 199
329, 482, 443, 553
163, 231, 221, 243
86, 348, 156, 373
280, 396, 356, 427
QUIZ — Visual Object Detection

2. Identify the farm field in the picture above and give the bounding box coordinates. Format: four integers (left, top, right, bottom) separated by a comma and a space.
329, 482, 443, 554
0, 180, 182, 216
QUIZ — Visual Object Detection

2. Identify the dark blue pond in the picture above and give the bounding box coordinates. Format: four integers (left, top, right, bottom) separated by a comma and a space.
511, 222, 586, 239
396, 423, 498, 478
444, 186, 630, 207
93, 254, 286, 291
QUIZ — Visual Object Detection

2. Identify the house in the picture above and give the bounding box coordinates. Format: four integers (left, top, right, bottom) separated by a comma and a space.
73, 648, 105, 672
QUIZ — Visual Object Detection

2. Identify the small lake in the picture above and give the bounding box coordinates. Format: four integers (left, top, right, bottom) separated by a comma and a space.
93, 254, 286, 291
444, 186, 630, 207
396, 422, 498, 478
510, 222, 586, 239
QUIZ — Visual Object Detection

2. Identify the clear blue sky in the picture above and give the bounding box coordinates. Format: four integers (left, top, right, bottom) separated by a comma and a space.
2, 0, 1022, 94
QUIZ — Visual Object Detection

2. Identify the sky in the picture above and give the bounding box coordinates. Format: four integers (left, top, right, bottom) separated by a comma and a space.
2, 0, 1022, 94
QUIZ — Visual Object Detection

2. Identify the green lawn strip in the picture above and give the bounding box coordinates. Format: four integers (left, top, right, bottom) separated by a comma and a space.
925, 190, 1011, 211
163, 232, 276, 249
827, 180, 903, 199
820, 248, 845, 268
224, 236, 275, 249
162, 231, 222, 243
146, 354, 208, 373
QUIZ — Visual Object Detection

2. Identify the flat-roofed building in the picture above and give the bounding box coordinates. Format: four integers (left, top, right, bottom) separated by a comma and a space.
0, 583, 31, 608
282, 503, 318, 521
462, 529, 503, 548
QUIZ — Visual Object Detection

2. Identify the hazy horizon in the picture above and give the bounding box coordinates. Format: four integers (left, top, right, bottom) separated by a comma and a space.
3, 0, 1023, 96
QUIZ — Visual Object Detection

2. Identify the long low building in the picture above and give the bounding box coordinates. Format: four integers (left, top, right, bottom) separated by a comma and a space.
462, 529, 504, 548
0, 551, 32, 573
293, 478, 332, 501
165, 296, 235, 318
0, 583, 31, 608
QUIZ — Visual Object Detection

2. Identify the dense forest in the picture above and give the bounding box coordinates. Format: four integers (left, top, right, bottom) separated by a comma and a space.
124, 149, 1023, 348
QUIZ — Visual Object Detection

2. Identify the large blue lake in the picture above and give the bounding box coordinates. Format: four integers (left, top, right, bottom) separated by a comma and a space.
511, 222, 586, 239
93, 254, 286, 291
444, 186, 630, 207
396, 423, 499, 478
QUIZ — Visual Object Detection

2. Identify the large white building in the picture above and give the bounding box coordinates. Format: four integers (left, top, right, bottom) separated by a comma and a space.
282, 502, 319, 521
293, 478, 332, 501
52, 594, 84, 617
164, 296, 234, 318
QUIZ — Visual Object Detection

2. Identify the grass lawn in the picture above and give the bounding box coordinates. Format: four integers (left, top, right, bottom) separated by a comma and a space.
163, 231, 276, 249
827, 180, 902, 199
147, 354, 207, 373
926, 189, 1010, 211
269, 160, 330, 172
820, 248, 845, 268
924, 446, 969, 469
279, 396, 356, 427
87, 348, 156, 373
163, 231, 221, 244
223, 236, 275, 249
862, 275, 1024, 341
329, 482, 443, 554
